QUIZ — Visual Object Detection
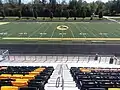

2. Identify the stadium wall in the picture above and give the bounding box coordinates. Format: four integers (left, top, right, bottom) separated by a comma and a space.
0, 44, 120, 56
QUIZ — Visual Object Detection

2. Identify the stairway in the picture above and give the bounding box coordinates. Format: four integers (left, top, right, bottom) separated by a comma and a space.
45, 64, 79, 90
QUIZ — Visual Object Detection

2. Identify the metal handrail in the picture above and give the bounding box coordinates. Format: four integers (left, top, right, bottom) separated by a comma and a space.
56, 64, 64, 90
56, 77, 60, 88
61, 76, 64, 90
58, 64, 62, 75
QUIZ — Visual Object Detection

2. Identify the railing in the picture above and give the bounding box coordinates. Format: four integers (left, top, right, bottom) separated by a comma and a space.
56, 64, 64, 90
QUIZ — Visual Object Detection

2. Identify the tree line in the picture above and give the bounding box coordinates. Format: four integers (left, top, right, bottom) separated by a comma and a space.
0, 0, 120, 20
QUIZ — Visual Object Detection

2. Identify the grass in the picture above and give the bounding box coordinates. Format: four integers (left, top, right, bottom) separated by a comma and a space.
0, 21, 120, 44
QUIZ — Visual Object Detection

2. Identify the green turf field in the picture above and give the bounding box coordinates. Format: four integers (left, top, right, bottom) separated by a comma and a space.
0, 21, 120, 43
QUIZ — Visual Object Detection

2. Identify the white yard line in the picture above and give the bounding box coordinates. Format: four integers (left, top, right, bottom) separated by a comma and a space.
80, 24, 97, 37
50, 26, 57, 38
28, 23, 44, 38
73, 23, 86, 38
68, 25, 75, 38
40, 23, 52, 38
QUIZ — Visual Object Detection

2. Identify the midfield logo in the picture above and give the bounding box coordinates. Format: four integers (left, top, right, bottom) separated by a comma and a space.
57, 25, 69, 30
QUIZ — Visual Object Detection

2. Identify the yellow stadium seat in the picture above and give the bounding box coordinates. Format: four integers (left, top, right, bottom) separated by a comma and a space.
29, 71, 40, 75
15, 79, 29, 82
23, 75, 35, 80
80, 68, 91, 72
33, 68, 45, 72
1, 74, 11, 76
1, 86, 18, 90
0, 74, 12, 79
11, 79, 28, 87
10, 74, 23, 79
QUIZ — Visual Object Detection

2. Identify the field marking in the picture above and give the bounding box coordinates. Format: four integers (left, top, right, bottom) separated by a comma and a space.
68, 25, 75, 38
104, 33, 108, 38
73, 23, 86, 38
50, 25, 57, 38
84, 24, 102, 38
28, 23, 45, 38
40, 23, 52, 38
114, 29, 120, 36
110, 32, 119, 37
99, 32, 108, 38
62, 30, 63, 38
85, 25, 102, 38
3, 37, 120, 41
80, 24, 97, 37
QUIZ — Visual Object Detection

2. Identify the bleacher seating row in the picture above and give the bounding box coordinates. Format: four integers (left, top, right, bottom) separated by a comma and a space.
70, 67, 120, 90
0, 66, 54, 90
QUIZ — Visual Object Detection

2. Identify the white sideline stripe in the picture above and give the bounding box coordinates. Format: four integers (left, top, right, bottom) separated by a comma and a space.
3, 37, 120, 41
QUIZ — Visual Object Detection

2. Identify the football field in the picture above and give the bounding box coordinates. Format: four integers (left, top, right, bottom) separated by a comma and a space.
0, 21, 120, 43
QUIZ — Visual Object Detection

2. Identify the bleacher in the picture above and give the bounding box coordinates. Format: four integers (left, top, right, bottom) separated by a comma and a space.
1, 65, 120, 90
70, 67, 120, 90
0, 49, 120, 90
0, 66, 54, 90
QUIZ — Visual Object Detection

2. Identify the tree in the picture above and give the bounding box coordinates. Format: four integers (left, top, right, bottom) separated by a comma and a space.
73, 7, 77, 20
1, 10, 5, 19
42, 0, 46, 5
58, 8, 63, 20
69, 0, 78, 9
99, 11, 103, 19
0, 0, 2, 5
65, 9, 69, 20
19, 0, 21, 5
50, 11, 53, 20
18, 10, 22, 19
49, 0, 56, 9
33, 7, 38, 19
90, 2, 98, 15
82, 10, 86, 19
81, 7, 86, 19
